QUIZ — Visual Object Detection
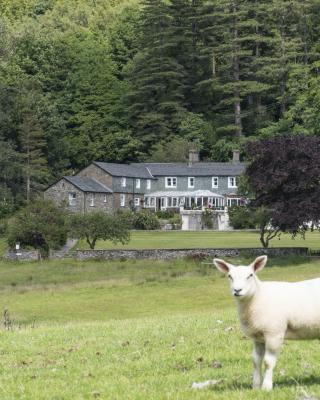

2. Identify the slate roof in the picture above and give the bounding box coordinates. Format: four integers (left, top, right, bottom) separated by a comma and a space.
93, 161, 245, 178
64, 176, 113, 193
132, 162, 246, 177
94, 162, 154, 179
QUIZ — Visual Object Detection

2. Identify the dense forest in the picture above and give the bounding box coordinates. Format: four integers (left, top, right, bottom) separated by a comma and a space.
1, 0, 320, 212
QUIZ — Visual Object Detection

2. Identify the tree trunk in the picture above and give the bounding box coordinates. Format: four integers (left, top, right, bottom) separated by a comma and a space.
86, 235, 96, 250
260, 226, 269, 248
232, 2, 242, 138
26, 174, 30, 203
280, 16, 287, 116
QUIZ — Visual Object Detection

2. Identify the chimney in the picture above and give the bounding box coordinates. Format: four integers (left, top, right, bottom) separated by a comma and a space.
188, 149, 199, 166
232, 149, 240, 163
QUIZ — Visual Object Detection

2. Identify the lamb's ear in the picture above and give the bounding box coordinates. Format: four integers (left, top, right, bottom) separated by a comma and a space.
213, 258, 232, 274
251, 255, 268, 273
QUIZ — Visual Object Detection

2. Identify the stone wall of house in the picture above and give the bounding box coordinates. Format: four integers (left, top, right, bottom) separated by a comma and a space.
113, 193, 144, 210
77, 164, 113, 189
44, 179, 85, 213
75, 247, 308, 261
84, 192, 113, 213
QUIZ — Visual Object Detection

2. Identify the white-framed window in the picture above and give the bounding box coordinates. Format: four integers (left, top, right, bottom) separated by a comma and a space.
103, 194, 107, 203
146, 179, 151, 190
136, 179, 141, 189
120, 193, 126, 207
150, 197, 155, 207
68, 192, 76, 206
121, 177, 126, 187
188, 177, 195, 188
228, 177, 237, 188
167, 197, 172, 207
90, 194, 95, 207
165, 177, 177, 188
227, 197, 242, 207
172, 197, 178, 207
212, 177, 219, 188
134, 197, 140, 206
161, 197, 166, 208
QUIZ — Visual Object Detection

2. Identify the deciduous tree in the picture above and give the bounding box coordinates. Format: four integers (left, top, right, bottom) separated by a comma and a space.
69, 212, 130, 250
245, 135, 320, 237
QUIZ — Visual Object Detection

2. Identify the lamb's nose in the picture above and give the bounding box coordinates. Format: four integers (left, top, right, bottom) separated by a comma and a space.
234, 289, 242, 296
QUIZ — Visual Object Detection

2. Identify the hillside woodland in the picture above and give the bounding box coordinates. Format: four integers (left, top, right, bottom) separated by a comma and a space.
1, 0, 320, 212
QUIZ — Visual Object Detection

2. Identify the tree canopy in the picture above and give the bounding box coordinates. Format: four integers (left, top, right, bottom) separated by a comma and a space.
7, 199, 68, 256
69, 212, 130, 249
1, 0, 320, 210
245, 135, 320, 235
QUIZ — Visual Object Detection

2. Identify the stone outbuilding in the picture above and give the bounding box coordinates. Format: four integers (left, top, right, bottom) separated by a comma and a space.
44, 176, 113, 213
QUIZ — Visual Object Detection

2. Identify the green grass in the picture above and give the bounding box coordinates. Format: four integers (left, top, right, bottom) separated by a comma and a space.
76, 230, 320, 250
0, 237, 7, 256
1, 257, 320, 398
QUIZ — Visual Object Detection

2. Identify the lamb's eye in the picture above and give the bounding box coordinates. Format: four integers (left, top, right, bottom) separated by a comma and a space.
228, 274, 233, 280
247, 274, 253, 280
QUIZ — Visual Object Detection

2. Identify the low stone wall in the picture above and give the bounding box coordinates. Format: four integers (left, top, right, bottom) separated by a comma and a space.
4, 250, 40, 261
75, 247, 308, 261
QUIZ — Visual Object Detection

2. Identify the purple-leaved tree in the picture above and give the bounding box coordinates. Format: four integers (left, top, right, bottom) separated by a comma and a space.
245, 135, 320, 247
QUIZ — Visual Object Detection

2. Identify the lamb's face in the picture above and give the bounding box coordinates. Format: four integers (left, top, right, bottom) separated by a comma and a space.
227, 265, 257, 299
213, 256, 268, 300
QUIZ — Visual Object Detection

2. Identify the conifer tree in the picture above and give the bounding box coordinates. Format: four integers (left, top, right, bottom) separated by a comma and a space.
19, 92, 49, 201
196, 0, 273, 138
126, 0, 188, 153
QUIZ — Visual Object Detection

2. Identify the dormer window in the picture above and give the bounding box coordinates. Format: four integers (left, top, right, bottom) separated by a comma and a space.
121, 177, 126, 187
228, 177, 237, 188
165, 177, 177, 188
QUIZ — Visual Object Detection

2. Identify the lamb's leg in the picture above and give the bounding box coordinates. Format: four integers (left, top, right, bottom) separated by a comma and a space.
261, 336, 283, 391
252, 341, 265, 389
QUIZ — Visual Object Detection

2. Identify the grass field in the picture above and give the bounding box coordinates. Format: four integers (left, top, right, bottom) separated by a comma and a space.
1, 256, 320, 399
76, 230, 320, 250
0, 237, 7, 257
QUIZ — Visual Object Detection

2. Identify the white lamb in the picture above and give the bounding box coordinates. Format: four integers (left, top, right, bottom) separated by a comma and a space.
213, 255, 320, 391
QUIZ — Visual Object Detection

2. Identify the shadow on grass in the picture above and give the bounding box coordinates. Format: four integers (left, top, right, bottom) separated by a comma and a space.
276, 375, 320, 388
210, 374, 320, 392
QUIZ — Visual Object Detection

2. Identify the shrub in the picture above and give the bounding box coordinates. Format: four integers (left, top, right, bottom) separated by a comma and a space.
169, 213, 182, 229
132, 210, 160, 230
201, 209, 214, 229
8, 199, 68, 257
155, 210, 176, 219
228, 206, 255, 229
0, 219, 8, 237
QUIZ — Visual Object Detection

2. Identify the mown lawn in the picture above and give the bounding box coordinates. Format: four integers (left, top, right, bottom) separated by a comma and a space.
76, 230, 320, 250
1, 256, 320, 399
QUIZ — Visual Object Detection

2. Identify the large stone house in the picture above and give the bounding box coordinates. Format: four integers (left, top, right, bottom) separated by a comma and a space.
44, 150, 246, 214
